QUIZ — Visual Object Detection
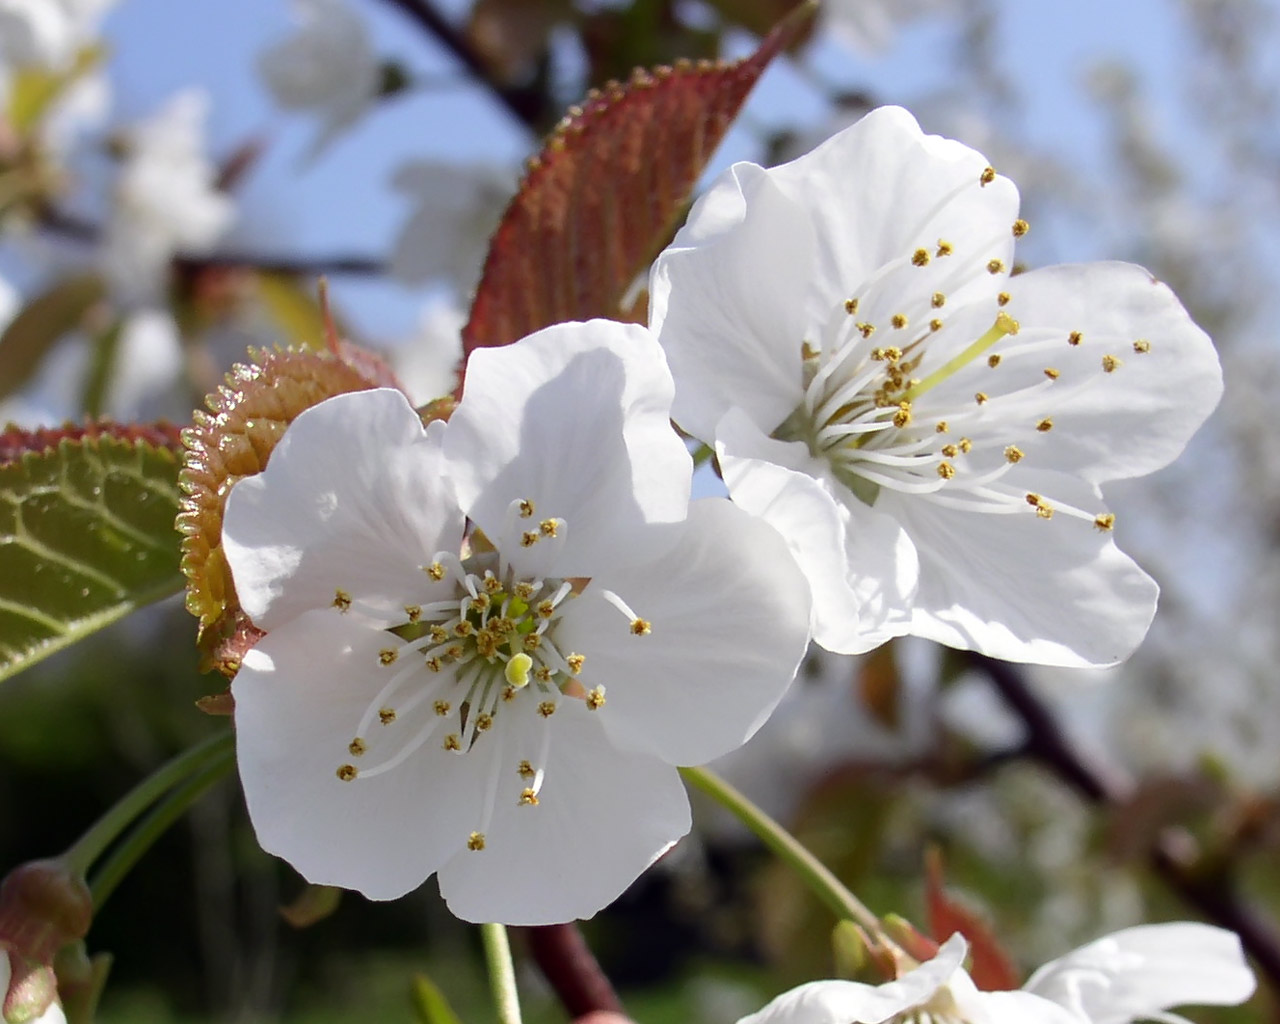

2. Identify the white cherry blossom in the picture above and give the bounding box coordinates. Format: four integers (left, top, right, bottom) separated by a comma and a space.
0, 0, 113, 70
737, 924, 1254, 1024
649, 106, 1223, 667
258, 0, 381, 157
223, 321, 811, 924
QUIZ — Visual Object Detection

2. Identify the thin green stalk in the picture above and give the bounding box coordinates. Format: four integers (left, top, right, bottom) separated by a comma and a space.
88, 744, 235, 909
680, 765, 881, 933
62, 730, 235, 879
480, 922, 523, 1024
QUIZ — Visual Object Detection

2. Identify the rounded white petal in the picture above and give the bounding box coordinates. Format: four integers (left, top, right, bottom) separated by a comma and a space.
716, 407, 917, 655
994, 261, 1223, 483
553, 498, 811, 766
1023, 923, 1256, 1024
887, 470, 1158, 666
435, 699, 690, 924
232, 611, 487, 901
736, 934, 969, 1024
972, 990, 1090, 1024
223, 388, 464, 631
445, 321, 691, 576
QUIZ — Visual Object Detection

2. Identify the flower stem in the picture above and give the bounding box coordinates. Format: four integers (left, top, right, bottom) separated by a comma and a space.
88, 743, 236, 910
481, 923, 523, 1024
62, 730, 235, 881
680, 765, 882, 933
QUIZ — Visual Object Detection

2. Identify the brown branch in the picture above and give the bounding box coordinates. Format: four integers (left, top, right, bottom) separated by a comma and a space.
519, 923, 624, 1019
970, 653, 1280, 988
373, 0, 550, 130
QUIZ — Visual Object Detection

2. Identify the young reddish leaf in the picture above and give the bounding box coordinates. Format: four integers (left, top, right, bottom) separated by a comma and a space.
462, 1, 816, 359
924, 848, 1019, 991
178, 348, 397, 672
0, 422, 183, 466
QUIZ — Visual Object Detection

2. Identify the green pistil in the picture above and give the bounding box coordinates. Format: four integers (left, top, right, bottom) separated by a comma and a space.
900, 312, 1019, 402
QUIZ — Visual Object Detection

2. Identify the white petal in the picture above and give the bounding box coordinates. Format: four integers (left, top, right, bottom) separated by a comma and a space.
736, 935, 970, 1024
445, 321, 691, 576
553, 498, 811, 766
232, 611, 486, 901
649, 161, 814, 441
996, 262, 1223, 483
1023, 923, 1256, 1024
435, 699, 690, 924
888, 470, 1158, 666
971, 990, 1088, 1024
223, 388, 464, 631
716, 407, 917, 655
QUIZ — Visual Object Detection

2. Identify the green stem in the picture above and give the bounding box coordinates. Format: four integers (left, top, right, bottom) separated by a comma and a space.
62, 730, 235, 879
691, 443, 715, 468
480, 922, 523, 1024
680, 765, 881, 933
88, 744, 235, 910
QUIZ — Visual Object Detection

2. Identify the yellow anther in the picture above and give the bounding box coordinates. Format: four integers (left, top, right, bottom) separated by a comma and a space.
445, 644, 464, 659
630, 618, 652, 636
378, 648, 398, 666
892, 402, 913, 428
1044, 367, 1060, 380
538, 701, 557, 718
857, 322, 876, 338
1012, 218, 1029, 237
941, 444, 958, 458
534, 666, 553, 683
378, 708, 396, 725
937, 461, 956, 480
522, 633, 542, 652
1037, 418, 1054, 432
425, 562, 446, 581
1102, 354, 1122, 373
1094, 513, 1116, 531
883, 346, 902, 362
845, 297, 859, 314
932, 292, 946, 308
987, 354, 1002, 368
475, 713, 494, 733
935, 420, 949, 433
505, 652, 534, 688
444, 734, 461, 751
1004, 445, 1024, 464
537, 599, 555, 618
975, 392, 989, 404
959, 437, 973, 453
1068, 331, 1083, 346
336, 764, 358, 781
519, 788, 540, 806
348, 738, 366, 757
566, 653, 585, 674
518, 499, 535, 518
1036, 503, 1054, 520
980, 166, 997, 185
1025, 492, 1042, 507
517, 760, 536, 779
333, 589, 352, 612
891, 313, 909, 329
912, 248, 931, 266
586, 686, 606, 710
936, 239, 954, 256
539, 518, 559, 537
521, 531, 539, 547
453, 621, 473, 637
1133, 339, 1151, 353
434, 700, 451, 716
405, 605, 422, 623
467, 832, 486, 851
484, 574, 503, 593
987, 259, 1005, 275
997, 291, 1011, 306
502, 685, 517, 701
514, 582, 535, 600
930, 318, 943, 332
425, 656, 442, 672
801, 340, 819, 360
470, 593, 490, 612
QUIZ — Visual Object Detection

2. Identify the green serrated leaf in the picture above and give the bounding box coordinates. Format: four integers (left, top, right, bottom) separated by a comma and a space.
0, 437, 184, 684
410, 973, 464, 1024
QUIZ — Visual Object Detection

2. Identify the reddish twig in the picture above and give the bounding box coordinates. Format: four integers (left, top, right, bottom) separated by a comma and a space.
520, 923, 624, 1019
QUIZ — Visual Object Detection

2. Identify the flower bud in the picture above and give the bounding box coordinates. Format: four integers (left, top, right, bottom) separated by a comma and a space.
0, 861, 91, 966
0, 950, 64, 1024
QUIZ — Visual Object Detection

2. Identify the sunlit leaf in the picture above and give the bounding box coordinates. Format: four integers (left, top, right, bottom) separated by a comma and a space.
254, 272, 338, 351
0, 274, 107, 403
410, 974, 465, 1024
0, 430, 185, 685
462, 1, 816, 360
178, 348, 397, 673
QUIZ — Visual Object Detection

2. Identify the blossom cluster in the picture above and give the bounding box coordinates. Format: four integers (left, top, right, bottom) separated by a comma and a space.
221, 107, 1224, 933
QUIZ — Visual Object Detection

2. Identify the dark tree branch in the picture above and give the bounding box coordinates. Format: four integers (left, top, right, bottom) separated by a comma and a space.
373, 0, 550, 131
520, 923, 624, 1019
970, 653, 1280, 988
